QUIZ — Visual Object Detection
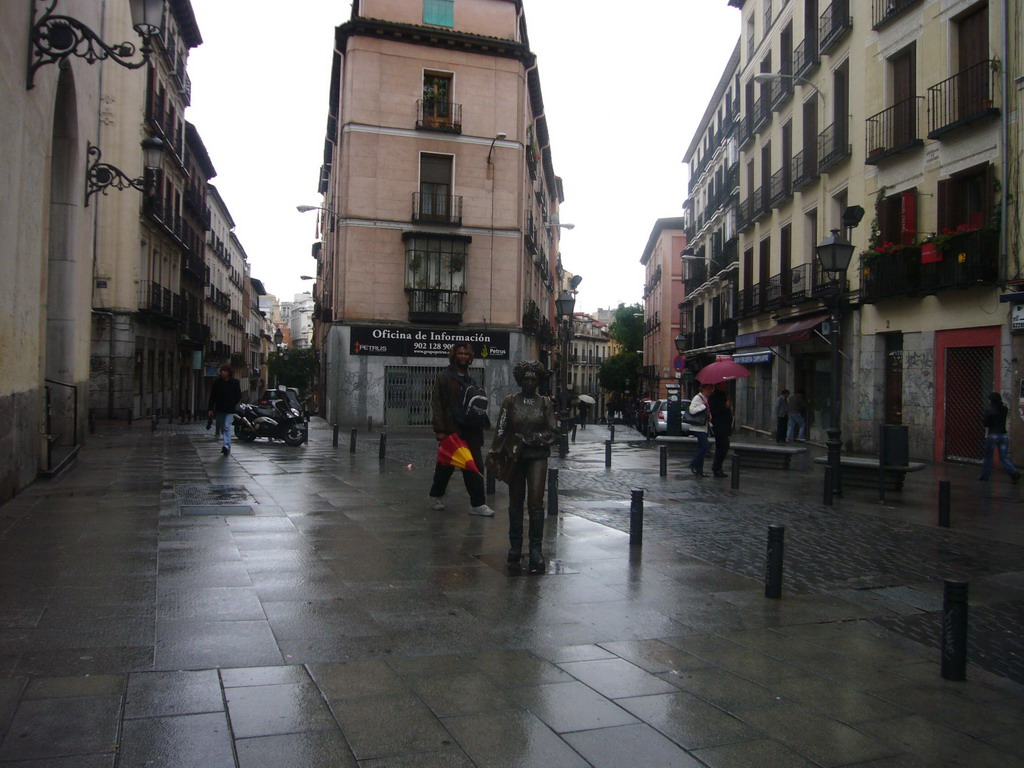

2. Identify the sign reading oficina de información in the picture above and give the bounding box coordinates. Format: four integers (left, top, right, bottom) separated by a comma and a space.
349, 326, 510, 360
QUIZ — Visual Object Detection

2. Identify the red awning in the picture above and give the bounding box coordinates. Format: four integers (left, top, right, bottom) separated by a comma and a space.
756, 313, 830, 347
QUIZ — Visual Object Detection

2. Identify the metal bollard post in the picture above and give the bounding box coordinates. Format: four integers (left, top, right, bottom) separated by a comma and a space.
571, 423, 578, 443
558, 433, 568, 459
605, 440, 612, 468
486, 464, 496, 495
629, 488, 644, 546
151, 413, 157, 432
367, 416, 373, 433
659, 446, 667, 477
609, 424, 615, 441
350, 428, 357, 453
332, 423, 339, 447
823, 466, 834, 506
938, 480, 951, 528
764, 525, 785, 599
378, 433, 386, 461
547, 468, 558, 516
730, 454, 740, 490
941, 579, 968, 681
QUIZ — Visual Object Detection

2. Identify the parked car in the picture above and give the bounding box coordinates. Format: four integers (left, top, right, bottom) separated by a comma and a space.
636, 399, 654, 435
650, 398, 692, 436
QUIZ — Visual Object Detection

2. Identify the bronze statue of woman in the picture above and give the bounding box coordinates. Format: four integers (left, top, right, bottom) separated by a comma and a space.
488, 360, 558, 573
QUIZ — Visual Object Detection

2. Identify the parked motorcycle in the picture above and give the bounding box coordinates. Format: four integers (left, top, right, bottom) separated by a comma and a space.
234, 399, 307, 446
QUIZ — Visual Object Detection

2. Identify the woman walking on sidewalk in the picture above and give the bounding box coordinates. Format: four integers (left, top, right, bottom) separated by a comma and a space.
207, 365, 241, 455
979, 392, 1021, 483
687, 383, 714, 478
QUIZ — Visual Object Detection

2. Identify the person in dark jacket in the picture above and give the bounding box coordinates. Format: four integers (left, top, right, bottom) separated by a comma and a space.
428, 343, 493, 516
709, 382, 733, 478
207, 365, 242, 454
979, 391, 1020, 483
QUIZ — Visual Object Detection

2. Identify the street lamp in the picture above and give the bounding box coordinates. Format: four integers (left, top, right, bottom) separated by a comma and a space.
555, 288, 577, 412
84, 136, 164, 207
753, 72, 826, 105
674, 333, 687, 354
815, 228, 855, 500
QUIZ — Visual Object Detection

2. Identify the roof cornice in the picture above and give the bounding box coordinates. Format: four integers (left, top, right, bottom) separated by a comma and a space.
335, 18, 528, 63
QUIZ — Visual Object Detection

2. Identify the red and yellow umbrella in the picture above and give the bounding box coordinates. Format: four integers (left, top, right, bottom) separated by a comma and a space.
437, 434, 482, 475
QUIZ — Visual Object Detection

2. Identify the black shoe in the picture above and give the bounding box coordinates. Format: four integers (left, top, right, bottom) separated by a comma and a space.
221, 446, 229, 455
690, 466, 707, 477
527, 546, 545, 574
507, 548, 522, 565
713, 471, 727, 478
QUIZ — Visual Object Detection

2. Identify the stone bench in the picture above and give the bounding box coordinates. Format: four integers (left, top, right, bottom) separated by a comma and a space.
813, 456, 926, 491
653, 437, 806, 470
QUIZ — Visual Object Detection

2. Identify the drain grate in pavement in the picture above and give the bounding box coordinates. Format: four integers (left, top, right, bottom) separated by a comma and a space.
175, 484, 255, 516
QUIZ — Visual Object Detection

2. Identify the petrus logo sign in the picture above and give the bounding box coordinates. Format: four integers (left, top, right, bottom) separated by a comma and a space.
350, 326, 510, 359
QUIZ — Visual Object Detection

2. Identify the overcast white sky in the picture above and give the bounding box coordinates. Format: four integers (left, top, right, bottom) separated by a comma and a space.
186, 1, 740, 314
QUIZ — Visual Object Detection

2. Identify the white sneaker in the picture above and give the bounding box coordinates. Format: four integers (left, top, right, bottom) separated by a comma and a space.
428, 495, 445, 510
469, 504, 495, 517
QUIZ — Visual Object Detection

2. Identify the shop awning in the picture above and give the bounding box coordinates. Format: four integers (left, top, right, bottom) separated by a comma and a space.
756, 313, 829, 347
732, 348, 773, 365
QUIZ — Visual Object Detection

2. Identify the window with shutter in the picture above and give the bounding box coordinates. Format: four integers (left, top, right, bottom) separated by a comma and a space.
423, 0, 454, 27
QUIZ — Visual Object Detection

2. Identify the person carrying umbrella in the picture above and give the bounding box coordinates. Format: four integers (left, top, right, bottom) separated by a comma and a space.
708, 382, 733, 478
687, 382, 714, 477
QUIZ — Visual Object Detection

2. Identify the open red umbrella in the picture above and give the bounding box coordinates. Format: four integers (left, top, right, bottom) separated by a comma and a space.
695, 360, 752, 385
436, 433, 482, 475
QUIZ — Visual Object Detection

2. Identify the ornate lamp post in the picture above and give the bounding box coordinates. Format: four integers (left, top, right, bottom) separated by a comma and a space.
815, 228, 855, 498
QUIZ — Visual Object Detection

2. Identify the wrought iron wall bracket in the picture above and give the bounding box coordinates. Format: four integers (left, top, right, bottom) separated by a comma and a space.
85, 143, 145, 207
27, 0, 150, 90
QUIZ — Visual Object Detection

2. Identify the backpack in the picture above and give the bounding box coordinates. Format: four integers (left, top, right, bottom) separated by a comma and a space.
448, 371, 490, 428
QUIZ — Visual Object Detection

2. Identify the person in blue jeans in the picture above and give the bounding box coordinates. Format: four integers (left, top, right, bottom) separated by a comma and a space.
787, 389, 808, 441
207, 365, 242, 455
979, 391, 1021, 483
688, 383, 714, 477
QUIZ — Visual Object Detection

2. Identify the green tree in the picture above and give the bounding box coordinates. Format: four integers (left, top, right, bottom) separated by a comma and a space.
598, 350, 641, 396
608, 302, 644, 353
267, 347, 318, 392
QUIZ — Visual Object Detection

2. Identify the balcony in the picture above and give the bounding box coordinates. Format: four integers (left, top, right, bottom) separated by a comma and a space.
793, 36, 819, 79
927, 60, 999, 139
737, 196, 753, 232
737, 285, 762, 317
788, 264, 811, 303
412, 193, 463, 225
416, 99, 462, 133
769, 167, 792, 208
872, 0, 922, 29
770, 75, 793, 111
791, 146, 819, 190
407, 288, 465, 324
751, 96, 769, 134
726, 162, 740, 192
753, 184, 771, 222
186, 320, 210, 344
706, 318, 738, 346
819, 0, 852, 55
817, 122, 851, 173
737, 115, 754, 149
183, 253, 205, 282
859, 230, 999, 303
865, 97, 924, 164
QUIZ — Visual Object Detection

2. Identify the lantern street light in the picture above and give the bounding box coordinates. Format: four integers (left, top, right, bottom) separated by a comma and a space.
815, 228, 855, 499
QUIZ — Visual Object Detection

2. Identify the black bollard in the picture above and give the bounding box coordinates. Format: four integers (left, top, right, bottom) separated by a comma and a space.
764, 525, 785, 599
151, 413, 157, 432
605, 440, 612, 468
730, 454, 740, 490
332, 423, 339, 447
486, 464, 496, 495
938, 480, 951, 528
558, 433, 568, 459
629, 489, 644, 546
941, 579, 968, 681
350, 428, 357, 454
378, 433, 386, 461
659, 446, 667, 477
823, 466, 834, 506
571, 423, 578, 443
547, 468, 558, 517
367, 416, 373, 433
609, 424, 615, 441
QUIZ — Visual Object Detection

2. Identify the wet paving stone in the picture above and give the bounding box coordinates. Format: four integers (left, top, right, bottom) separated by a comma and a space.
119, 711, 235, 768
0, 694, 121, 762
235, 729, 358, 768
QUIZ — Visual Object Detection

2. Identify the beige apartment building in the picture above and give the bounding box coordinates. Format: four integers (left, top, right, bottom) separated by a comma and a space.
716, 0, 1020, 462
640, 217, 687, 399
311, 0, 568, 427
568, 313, 610, 420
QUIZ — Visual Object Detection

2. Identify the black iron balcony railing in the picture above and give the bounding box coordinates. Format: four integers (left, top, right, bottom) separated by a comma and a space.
726, 162, 740, 192
737, 285, 762, 317
187, 320, 210, 343
819, 0, 852, 55
927, 60, 999, 139
172, 292, 187, 321
146, 282, 173, 316
810, 261, 846, 299
817, 121, 851, 173
791, 146, 819, 190
416, 99, 462, 133
793, 36, 819, 78
763, 273, 784, 309
737, 115, 755, 149
859, 230, 999, 302
412, 193, 463, 225
872, 0, 921, 29
706, 318, 738, 346
769, 167, 792, 208
865, 96, 924, 164
752, 96, 769, 133
690, 328, 707, 349
407, 288, 465, 324
788, 263, 811, 303
753, 184, 771, 222
770, 74, 794, 111
737, 196, 753, 231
